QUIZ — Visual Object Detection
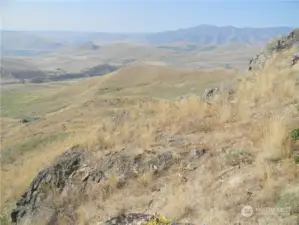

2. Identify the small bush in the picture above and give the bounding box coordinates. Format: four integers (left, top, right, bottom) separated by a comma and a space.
138, 172, 154, 187
222, 148, 253, 166
145, 216, 172, 225
276, 192, 299, 215
0, 213, 10, 225
291, 128, 299, 141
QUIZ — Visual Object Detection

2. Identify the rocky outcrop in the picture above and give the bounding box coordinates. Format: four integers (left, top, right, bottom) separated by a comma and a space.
249, 28, 299, 71
104, 213, 155, 225
11, 146, 86, 224
201, 85, 235, 101
104, 213, 194, 225
11, 146, 206, 224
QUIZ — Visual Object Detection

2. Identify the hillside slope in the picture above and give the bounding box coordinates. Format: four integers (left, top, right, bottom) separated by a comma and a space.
2, 42, 259, 81
249, 28, 299, 71
2, 31, 69, 56
1, 30, 299, 225
1, 57, 119, 84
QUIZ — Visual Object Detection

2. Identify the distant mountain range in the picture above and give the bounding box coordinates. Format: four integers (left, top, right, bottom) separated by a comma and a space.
146, 25, 293, 45
1, 25, 294, 56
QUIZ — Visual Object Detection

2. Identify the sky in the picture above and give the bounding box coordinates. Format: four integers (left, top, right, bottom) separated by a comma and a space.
1, 0, 298, 32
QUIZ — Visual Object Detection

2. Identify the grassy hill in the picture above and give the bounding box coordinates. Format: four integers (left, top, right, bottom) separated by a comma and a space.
1, 47, 299, 224
1, 42, 259, 84
2, 31, 69, 56
1, 58, 48, 83
2, 25, 291, 84
1, 56, 119, 84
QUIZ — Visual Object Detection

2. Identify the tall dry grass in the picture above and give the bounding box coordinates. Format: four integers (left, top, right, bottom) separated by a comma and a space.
1, 51, 299, 224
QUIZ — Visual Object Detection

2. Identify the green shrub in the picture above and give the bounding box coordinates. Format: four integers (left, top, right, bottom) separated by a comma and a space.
0, 213, 10, 225
144, 216, 172, 225
276, 192, 299, 215
291, 128, 299, 141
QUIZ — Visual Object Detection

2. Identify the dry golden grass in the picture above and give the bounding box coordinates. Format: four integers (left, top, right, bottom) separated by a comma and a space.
1, 55, 299, 224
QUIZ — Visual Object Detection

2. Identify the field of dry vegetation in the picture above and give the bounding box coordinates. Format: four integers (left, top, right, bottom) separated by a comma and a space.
1, 48, 299, 224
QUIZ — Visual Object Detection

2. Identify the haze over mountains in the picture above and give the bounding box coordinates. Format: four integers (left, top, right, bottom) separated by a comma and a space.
1, 25, 294, 84
2, 25, 293, 55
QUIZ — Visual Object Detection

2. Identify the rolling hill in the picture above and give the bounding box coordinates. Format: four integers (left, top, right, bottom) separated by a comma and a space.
1, 25, 293, 57
1, 31, 69, 56
1, 42, 259, 82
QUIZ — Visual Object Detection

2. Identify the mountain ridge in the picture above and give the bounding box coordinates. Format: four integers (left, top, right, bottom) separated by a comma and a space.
2, 25, 294, 56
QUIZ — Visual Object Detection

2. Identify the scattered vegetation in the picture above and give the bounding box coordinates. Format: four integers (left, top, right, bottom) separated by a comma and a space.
1, 132, 68, 164
276, 188, 299, 216
138, 172, 154, 187
144, 216, 172, 225
222, 148, 253, 166
291, 128, 299, 141
1, 48, 299, 224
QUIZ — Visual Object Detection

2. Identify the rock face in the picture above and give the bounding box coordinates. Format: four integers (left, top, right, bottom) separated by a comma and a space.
11, 146, 86, 224
11, 146, 206, 224
249, 28, 299, 71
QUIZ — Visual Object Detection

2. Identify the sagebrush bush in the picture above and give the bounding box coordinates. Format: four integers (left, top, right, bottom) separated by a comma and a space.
291, 128, 299, 141
145, 216, 172, 225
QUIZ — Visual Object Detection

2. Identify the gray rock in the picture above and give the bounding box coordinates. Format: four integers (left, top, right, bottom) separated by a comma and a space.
104, 213, 154, 225
291, 54, 299, 66
20, 116, 39, 124
188, 148, 206, 159
11, 146, 86, 224
11, 147, 198, 224
202, 88, 219, 100
249, 28, 299, 71
104, 213, 194, 225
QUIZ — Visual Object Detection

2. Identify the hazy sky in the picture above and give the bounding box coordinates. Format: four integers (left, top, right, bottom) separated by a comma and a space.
1, 0, 298, 32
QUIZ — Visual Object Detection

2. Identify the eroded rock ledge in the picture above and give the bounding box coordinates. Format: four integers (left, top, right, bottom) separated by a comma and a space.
11, 146, 206, 224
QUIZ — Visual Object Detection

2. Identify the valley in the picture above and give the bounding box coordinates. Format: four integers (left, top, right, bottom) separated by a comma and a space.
1, 25, 292, 84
